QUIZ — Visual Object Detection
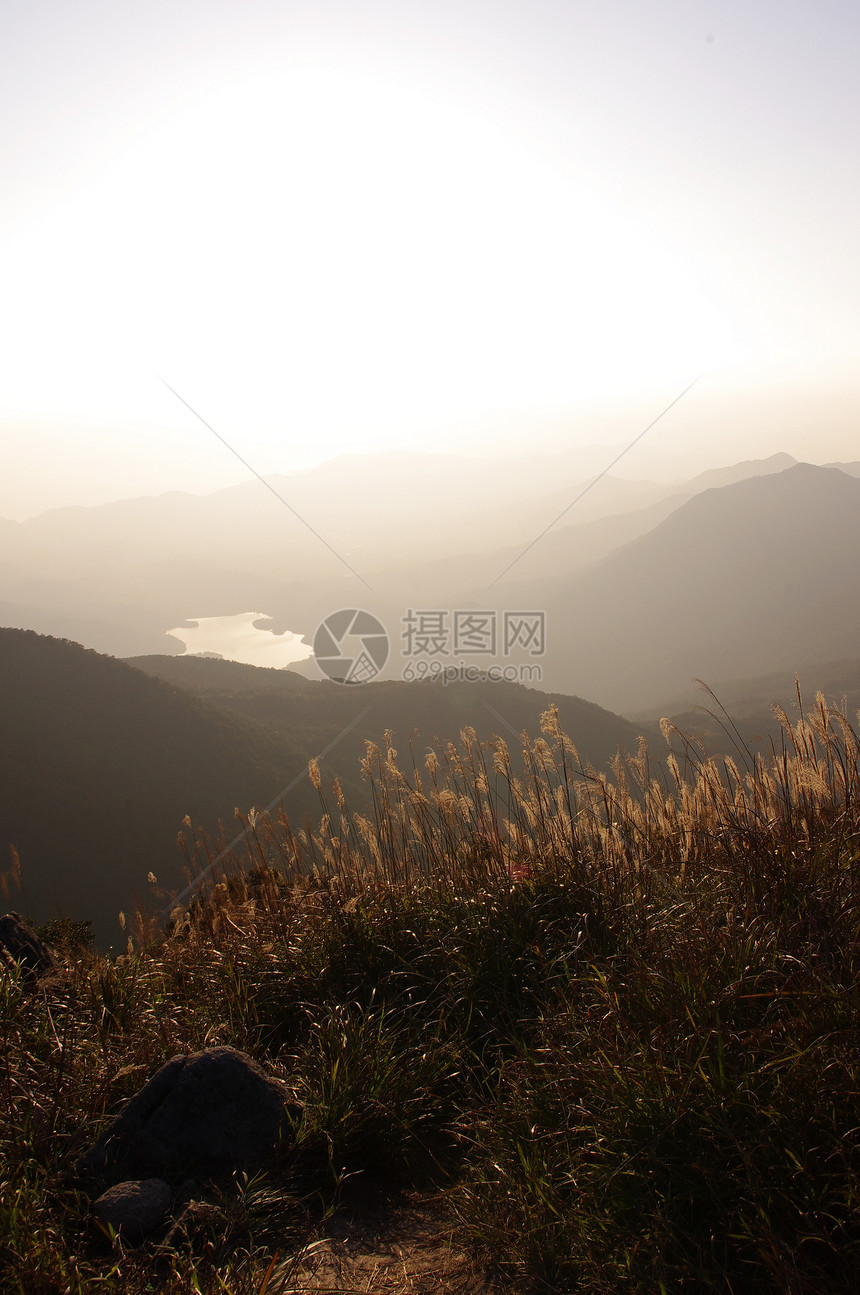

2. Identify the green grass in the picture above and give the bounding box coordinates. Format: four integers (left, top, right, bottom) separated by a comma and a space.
2, 693, 860, 1291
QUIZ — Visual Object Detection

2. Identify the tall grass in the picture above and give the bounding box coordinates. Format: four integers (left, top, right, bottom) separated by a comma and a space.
2, 692, 860, 1291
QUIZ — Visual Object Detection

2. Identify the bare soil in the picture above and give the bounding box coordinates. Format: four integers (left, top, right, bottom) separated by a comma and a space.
272, 1192, 512, 1295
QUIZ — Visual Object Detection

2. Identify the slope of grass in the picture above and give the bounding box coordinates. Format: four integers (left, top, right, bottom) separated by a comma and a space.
2, 693, 860, 1292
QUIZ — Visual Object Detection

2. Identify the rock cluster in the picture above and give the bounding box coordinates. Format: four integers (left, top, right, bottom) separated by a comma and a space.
79, 1045, 300, 1240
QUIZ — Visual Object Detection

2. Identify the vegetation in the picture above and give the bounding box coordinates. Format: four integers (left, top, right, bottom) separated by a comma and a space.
0, 627, 647, 947
3, 691, 860, 1291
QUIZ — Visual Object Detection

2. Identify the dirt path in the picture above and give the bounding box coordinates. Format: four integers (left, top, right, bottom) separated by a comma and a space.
271, 1193, 509, 1294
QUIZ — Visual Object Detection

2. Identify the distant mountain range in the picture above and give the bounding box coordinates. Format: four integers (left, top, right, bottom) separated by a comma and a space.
0, 448, 800, 626
533, 463, 860, 711
2, 450, 859, 715
0, 628, 648, 945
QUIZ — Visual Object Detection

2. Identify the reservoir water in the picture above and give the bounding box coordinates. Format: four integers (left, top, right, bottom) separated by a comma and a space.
166, 612, 314, 669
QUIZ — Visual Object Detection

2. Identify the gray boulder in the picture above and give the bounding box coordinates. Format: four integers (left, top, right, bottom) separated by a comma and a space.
94, 1178, 172, 1241
0, 912, 57, 976
79, 1046, 296, 1179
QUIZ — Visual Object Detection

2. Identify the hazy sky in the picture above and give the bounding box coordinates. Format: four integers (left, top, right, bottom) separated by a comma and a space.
2, 0, 859, 517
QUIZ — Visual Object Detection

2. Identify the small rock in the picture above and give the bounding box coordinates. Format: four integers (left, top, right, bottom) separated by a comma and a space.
94, 1178, 172, 1241
0, 912, 57, 977
78, 1045, 298, 1178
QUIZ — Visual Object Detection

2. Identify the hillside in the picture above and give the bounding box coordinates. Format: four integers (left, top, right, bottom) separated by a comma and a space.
4, 686, 860, 1293
0, 630, 647, 944
0, 630, 308, 944
126, 653, 651, 786
535, 464, 860, 711
126, 652, 652, 813
483, 450, 797, 593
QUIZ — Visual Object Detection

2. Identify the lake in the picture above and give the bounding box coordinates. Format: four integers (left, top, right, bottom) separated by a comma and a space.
166, 612, 314, 669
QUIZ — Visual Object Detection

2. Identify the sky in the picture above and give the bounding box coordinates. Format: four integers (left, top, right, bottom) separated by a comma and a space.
2, 0, 859, 518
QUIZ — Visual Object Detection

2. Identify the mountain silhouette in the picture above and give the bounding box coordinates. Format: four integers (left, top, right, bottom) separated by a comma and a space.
535, 464, 860, 711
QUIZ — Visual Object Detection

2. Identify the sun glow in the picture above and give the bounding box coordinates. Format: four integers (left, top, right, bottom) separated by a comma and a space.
0, 64, 744, 456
